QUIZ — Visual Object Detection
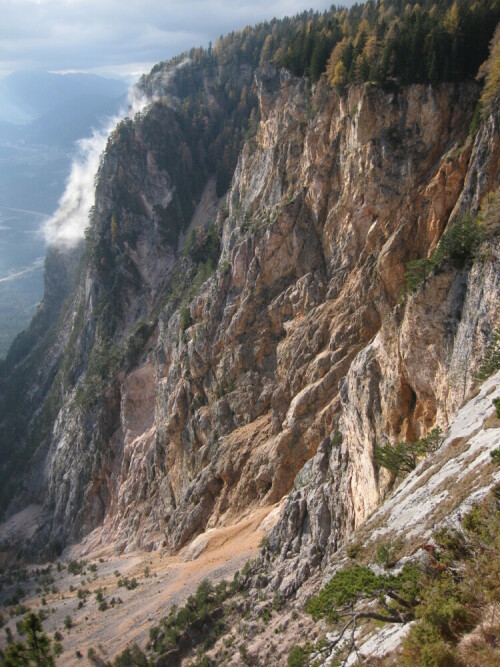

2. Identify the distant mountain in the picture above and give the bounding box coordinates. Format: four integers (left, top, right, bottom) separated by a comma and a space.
23, 92, 128, 147
0, 72, 128, 209
0, 94, 128, 149
0, 70, 128, 124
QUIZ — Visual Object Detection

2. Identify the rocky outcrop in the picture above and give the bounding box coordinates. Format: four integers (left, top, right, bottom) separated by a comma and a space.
138, 76, 496, 561
200, 369, 500, 667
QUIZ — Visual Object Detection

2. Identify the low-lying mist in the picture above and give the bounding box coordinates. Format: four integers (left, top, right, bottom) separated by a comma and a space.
41, 61, 188, 250
41, 94, 146, 248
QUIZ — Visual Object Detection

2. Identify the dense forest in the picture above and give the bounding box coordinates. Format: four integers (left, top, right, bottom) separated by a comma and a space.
152, 1, 500, 88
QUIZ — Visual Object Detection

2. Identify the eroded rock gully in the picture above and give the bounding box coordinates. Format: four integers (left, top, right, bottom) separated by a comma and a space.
4, 69, 499, 573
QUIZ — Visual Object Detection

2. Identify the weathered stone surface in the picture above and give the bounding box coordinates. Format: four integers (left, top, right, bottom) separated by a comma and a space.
2, 63, 498, 570
265, 90, 500, 590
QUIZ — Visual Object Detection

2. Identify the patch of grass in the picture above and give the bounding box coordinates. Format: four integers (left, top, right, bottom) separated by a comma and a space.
346, 542, 361, 559
491, 447, 500, 467
401, 492, 500, 665
180, 305, 192, 332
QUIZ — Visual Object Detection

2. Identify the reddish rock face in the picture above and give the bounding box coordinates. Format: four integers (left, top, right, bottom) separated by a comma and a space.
3, 65, 499, 565
85, 76, 497, 558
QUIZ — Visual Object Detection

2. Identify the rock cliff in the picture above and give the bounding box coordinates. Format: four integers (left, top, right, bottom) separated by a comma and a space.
267, 95, 500, 597
0, 59, 498, 568
0, 7, 499, 662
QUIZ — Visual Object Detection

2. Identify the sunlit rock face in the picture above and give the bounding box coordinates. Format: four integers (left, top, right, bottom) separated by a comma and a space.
1, 62, 498, 568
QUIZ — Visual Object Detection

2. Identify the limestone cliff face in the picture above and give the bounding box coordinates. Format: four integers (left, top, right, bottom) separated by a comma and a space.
1, 63, 498, 565
268, 99, 500, 596
142, 74, 496, 562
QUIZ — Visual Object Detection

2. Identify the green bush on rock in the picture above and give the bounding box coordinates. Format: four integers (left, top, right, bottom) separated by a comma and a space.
374, 427, 443, 476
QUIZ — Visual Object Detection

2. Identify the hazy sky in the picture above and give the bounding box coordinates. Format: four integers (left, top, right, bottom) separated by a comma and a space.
1, 0, 342, 78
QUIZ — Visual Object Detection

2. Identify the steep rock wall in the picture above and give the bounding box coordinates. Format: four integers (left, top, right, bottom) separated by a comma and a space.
79, 73, 484, 555
268, 102, 500, 596
2, 66, 496, 562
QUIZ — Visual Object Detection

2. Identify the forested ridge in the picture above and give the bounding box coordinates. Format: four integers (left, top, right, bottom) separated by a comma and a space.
151, 0, 500, 88
132, 0, 500, 214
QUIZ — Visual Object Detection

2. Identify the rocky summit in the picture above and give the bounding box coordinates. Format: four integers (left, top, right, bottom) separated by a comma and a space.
0, 2, 500, 665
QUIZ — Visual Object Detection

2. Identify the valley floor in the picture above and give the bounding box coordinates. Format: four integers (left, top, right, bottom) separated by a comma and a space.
0, 505, 279, 664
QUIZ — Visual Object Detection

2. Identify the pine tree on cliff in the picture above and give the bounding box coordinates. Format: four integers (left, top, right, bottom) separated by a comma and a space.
1, 613, 54, 666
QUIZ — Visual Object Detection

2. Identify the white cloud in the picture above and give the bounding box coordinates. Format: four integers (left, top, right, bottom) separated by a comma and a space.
42, 122, 116, 247
42, 61, 184, 247
11, 0, 351, 247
